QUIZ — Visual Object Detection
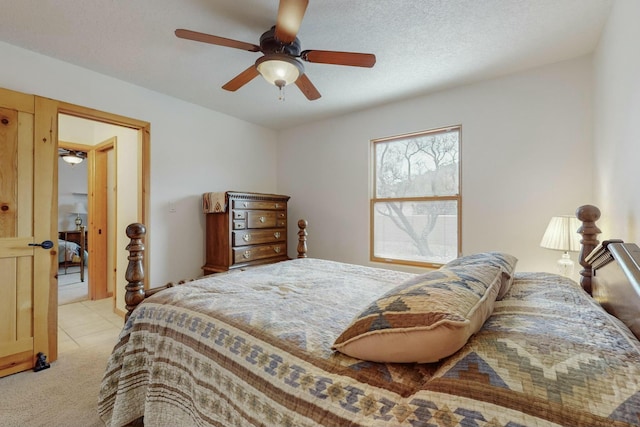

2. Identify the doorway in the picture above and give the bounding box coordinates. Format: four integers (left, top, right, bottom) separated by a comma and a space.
54, 104, 150, 318
57, 135, 119, 305
58, 141, 91, 305
0, 87, 150, 368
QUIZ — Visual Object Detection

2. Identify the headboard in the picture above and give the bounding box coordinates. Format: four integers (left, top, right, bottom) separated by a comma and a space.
586, 240, 640, 339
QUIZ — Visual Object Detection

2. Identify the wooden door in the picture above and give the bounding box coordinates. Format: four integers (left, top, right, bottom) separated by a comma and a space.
89, 138, 116, 300
0, 89, 57, 377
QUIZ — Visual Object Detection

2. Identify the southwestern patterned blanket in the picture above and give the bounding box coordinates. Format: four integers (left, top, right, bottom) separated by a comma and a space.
98, 258, 640, 427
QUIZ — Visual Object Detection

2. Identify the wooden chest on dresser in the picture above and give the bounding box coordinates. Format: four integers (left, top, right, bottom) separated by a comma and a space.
203, 191, 290, 274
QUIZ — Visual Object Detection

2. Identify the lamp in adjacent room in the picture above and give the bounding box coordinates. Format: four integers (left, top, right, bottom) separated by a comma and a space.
540, 215, 582, 277
71, 202, 87, 230
60, 150, 86, 165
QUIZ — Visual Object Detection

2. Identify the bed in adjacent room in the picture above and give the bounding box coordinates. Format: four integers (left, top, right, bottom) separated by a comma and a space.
58, 227, 88, 282
58, 239, 87, 265
98, 205, 640, 427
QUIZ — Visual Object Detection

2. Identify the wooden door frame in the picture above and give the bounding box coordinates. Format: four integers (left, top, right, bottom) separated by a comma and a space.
90, 138, 116, 301
55, 102, 151, 299
58, 139, 113, 301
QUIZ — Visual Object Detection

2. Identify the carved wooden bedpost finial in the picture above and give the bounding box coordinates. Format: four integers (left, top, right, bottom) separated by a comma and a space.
576, 205, 601, 295
125, 223, 146, 320
297, 219, 308, 258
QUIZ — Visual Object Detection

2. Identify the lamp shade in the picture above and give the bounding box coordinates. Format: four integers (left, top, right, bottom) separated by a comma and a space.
71, 202, 87, 215
256, 54, 303, 88
540, 215, 581, 252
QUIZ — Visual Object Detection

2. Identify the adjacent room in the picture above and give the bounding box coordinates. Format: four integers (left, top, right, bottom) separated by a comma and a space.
1, 0, 639, 426
58, 146, 90, 305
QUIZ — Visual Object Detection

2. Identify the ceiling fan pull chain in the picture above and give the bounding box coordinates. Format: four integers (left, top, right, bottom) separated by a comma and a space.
278, 81, 286, 101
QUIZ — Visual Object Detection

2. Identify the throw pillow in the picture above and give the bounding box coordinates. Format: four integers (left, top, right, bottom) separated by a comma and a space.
332, 264, 502, 363
445, 251, 518, 300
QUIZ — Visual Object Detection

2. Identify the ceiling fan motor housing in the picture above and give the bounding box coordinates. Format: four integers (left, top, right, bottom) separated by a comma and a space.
260, 26, 301, 56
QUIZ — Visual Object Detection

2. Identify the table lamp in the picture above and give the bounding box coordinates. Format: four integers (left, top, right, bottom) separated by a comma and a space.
71, 202, 87, 230
540, 215, 582, 277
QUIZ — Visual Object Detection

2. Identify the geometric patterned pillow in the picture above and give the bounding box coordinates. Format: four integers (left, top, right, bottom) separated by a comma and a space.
445, 251, 518, 300
332, 264, 502, 363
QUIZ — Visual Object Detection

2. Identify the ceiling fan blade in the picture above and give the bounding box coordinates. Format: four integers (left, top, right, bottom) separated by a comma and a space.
301, 50, 376, 68
295, 74, 321, 100
274, 0, 308, 44
222, 65, 260, 92
175, 29, 260, 52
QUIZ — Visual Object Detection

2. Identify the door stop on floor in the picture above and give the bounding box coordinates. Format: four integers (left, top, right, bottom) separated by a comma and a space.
33, 352, 50, 372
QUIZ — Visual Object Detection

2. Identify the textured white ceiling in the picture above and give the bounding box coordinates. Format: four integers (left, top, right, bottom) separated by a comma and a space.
0, 0, 612, 130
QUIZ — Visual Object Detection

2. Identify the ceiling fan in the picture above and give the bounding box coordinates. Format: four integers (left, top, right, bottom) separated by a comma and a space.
175, 0, 376, 101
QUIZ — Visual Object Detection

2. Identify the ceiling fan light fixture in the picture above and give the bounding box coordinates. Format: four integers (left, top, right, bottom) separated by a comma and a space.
256, 54, 303, 87
60, 150, 86, 165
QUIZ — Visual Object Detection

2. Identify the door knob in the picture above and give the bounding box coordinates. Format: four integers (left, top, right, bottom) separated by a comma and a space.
29, 240, 54, 249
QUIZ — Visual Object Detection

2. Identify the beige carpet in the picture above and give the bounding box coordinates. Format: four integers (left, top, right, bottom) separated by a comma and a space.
0, 340, 114, 426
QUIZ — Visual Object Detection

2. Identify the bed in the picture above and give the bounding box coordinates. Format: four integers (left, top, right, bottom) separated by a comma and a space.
98, 205, 640, 427
58, 239, 87, 265
58, 228, 88, 281
58, 239, 88, 282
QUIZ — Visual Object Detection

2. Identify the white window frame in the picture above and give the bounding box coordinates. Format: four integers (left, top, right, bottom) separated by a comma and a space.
370, 125, 462, 268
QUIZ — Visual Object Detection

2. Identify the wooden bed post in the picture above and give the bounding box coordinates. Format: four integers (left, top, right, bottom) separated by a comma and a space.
575, 205, 601, 295
297, 219, 308, 258
124, 223, 146, 321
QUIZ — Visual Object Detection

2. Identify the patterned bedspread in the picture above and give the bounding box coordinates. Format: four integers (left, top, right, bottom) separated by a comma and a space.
98, 258, 640, 427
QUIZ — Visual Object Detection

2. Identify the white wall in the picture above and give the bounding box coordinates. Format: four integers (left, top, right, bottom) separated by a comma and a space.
0, 41, 278, 286
1, 35, 602, 287
593, 0, 640, 244
278, 56, 594, 276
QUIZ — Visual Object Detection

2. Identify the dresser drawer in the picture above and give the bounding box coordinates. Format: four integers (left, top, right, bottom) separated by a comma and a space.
232, 229, 286, 247
233, 200, 287, 210
233, 243, 286, 264
247, 210, 286, 228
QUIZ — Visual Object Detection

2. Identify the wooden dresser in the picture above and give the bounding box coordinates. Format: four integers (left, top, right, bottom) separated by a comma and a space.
203, 191, 290, 274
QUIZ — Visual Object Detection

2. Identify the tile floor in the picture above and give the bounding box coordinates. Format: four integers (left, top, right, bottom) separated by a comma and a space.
58, 267, 89, 306
58, 298, 124, 353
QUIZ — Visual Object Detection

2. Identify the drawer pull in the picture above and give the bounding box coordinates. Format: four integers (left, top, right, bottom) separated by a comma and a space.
242, 234, 251, 242
273, 247, 281, 254
259, 216, 266, 223
275, 203, 280, 208
243, 250, 251, 259
273, 232, 280, 239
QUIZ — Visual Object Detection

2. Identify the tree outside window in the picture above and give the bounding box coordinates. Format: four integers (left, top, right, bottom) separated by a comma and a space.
371, 126, 461, 267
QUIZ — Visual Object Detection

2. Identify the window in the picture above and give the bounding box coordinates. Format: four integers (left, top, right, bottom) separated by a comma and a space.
371, 126, 461, 268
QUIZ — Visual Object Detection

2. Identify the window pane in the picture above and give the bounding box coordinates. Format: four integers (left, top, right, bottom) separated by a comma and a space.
375, 129, 459, 198
373, 200, 458, 264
